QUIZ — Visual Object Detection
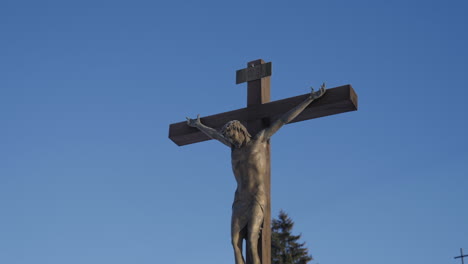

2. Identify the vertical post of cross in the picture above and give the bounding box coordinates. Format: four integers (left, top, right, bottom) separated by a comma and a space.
243, 59, 271, 264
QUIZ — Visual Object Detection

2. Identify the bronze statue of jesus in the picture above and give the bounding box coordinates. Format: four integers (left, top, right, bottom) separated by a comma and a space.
186, 84, 326, 264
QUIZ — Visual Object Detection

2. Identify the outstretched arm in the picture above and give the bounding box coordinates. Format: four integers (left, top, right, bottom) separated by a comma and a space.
261, 84, 326, 140
186, 114, 231, 148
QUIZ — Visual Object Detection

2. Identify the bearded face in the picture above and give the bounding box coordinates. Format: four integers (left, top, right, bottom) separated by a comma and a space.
221, 120, 251, 148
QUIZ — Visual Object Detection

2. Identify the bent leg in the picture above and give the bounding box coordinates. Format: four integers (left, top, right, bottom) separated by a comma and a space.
232, 208, 248, 264
232, 226, 246, 264
247, 203, 264, 264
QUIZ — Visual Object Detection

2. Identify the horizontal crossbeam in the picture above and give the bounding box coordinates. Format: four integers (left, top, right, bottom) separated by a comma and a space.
169, 84, 358, 146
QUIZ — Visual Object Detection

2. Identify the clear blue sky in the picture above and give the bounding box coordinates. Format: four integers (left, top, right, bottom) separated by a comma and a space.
1, 0, 467, 263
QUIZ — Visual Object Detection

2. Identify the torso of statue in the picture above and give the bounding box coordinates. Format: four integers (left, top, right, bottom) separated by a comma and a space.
231, 137, 268, 209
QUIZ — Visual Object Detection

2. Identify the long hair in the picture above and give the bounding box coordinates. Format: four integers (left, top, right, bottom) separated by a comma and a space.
220, 120, 251, 148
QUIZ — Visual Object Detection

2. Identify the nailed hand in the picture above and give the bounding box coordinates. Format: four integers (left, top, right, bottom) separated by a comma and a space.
310, 83, 326, 100
186, 114, 201, 127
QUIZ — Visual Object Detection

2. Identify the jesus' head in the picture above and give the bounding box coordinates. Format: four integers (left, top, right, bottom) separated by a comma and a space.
221, 120, 251, 148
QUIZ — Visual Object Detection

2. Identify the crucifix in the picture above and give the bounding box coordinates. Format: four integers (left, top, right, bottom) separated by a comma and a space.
168, 59, 358, 264
455, 248, 468, 264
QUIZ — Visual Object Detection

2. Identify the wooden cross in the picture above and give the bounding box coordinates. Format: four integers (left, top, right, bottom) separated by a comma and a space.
168, 59, 358, 264
455, 248, 468, 264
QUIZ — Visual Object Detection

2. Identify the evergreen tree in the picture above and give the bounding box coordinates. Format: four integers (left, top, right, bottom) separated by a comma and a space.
271, 210, 313, 264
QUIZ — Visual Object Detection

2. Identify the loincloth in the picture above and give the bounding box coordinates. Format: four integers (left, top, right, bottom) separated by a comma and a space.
232, 195, 265, 214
